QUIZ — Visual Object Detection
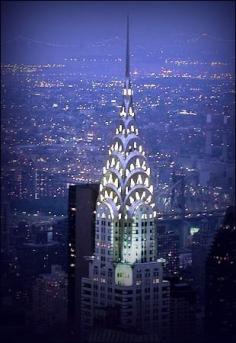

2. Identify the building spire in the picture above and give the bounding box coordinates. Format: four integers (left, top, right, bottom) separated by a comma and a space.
125, 15, 130, 80
122, 15, 133, 112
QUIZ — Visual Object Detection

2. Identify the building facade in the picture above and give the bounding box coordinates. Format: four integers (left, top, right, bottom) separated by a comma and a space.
68, 183, 99, 332
81, 19, 170, 342
32, 265, 67, 334
205, 206, 236, 342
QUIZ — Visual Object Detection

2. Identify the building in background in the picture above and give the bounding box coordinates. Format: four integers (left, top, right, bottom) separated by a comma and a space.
170, 281, 197, 343
68, 183, 99, 333
205, 206, 236, 343
32, 265, 67, 334
157, 223, 180, 276
191, 218, 219, 307
0, 202, 10, 258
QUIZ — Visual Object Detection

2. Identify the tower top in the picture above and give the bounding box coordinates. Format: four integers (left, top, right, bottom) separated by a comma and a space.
95, 17, 157, 264
125, 16, 130, 80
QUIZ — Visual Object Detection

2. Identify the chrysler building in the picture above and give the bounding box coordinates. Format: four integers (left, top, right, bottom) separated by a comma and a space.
81, 18, 170, 342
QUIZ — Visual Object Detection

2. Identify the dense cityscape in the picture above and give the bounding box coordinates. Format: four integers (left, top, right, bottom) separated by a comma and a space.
1, 1, 235, 343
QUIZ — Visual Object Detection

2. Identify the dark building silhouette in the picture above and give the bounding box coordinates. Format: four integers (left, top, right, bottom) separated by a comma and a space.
157, 223, 180, 276
67, 183, 99, 333
169, 280, 197, 343
32, 265, 67, 334
191, 218, 219, 307
0, 202, 10, 257
205, 206, 236, 343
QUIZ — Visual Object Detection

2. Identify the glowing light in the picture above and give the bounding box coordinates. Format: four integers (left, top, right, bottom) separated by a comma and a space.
141, 192, 146, 200
112, 158, 116, 167
190, 227, 200, 235
136, 159, 141, 168
115, 263, 133, 286
123, 88, 132, 96
130, 164, 134, 171
131, 178, 135, 188
129, 107, 134, 116
137, 174, 142, 184
120, 108, 126, 116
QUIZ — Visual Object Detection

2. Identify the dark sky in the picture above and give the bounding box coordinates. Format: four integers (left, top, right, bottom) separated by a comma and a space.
1, 1, 235, 63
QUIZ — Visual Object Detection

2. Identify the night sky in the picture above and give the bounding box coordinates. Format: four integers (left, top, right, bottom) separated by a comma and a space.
1, 1, 235, 64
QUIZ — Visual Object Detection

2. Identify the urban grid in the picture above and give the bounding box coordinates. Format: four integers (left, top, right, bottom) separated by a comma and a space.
0, 2, 235, 343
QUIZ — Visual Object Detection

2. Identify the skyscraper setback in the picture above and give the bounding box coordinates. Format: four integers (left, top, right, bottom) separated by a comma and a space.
81, 18, 170, 342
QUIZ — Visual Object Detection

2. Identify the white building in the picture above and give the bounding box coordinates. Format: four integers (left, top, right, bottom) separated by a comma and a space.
81, 18, 170, 342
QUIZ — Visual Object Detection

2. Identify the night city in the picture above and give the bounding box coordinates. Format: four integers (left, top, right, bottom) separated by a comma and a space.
0, 1, 235, 343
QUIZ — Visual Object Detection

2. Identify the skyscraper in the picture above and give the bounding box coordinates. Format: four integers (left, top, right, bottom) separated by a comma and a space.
205, 206, 236, 343
68, 184, 99, 332
81, 18, 170, 342
32, 265, 67, 334
169, 281, 197, 343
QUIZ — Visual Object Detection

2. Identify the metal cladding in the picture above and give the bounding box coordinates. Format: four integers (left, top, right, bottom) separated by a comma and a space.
96, 18, 156, 222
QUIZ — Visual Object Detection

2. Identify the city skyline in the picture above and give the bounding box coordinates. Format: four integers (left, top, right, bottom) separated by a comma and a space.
1, 2, 235, 343
1, 1, 235, 64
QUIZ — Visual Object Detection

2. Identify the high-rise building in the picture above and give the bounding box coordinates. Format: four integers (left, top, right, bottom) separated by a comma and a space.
205, 206, 236, 343
68, 184, 99, 332
81, 19, 170, 342
191, 217, 220, 307
157, 223, 180, 276
0, 201, 10, 257
170, 281, 197, 343
32, 265, 67, 334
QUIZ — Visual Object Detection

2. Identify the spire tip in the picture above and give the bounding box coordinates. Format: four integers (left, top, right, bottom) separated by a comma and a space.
125, 16, 130, 80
